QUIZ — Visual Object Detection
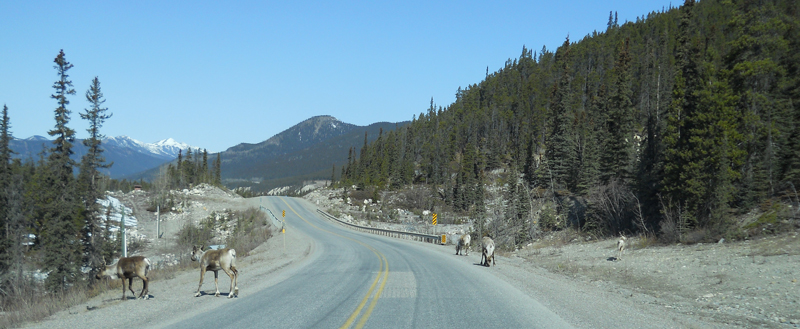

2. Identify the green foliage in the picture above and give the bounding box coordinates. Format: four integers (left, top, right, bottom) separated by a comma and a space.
78, 76, 114, 278
339, 0, 800, 242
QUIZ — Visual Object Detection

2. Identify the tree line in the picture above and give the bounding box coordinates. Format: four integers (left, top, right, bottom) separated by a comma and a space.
0, 50, 116, 294
0, 50, 221, 299
338, 0, 800, 245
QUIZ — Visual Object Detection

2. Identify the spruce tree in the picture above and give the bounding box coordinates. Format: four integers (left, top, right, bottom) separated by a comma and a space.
0, 105, 12, 277
545, 37, 575, 191
726, 0, 792, 205
78, 77, 113, 276
42, 50, 83, 292
663, 0, 702, 221
214, 153, 222, 186
600, 38, 635, 184
201, 149, 208, 183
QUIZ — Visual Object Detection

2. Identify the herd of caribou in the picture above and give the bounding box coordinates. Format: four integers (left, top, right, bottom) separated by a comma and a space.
96, 232, 496, 301
455, 232, 495, 267
96, 245, 239, 301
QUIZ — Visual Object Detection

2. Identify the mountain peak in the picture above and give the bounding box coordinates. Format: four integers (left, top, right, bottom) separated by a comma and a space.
102, 136, 198, 158
23, 135, 50, 141
225, 115, 356, 154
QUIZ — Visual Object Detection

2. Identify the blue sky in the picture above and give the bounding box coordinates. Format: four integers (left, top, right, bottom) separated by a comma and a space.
0, 1, 676, 153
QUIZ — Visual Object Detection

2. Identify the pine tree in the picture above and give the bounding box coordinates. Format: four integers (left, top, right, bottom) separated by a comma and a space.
600, 38, 635, 184
0, 105, 12, 277
546, 37, 576, 191
176, 150, 183, 188
726, 0, 792, 205
41, 50, 83, 292
214, 153, 222, 186
184, 148, 194, 186
78, 77, 113, 276
663, 0, 702, 222
201, 149, 208, 183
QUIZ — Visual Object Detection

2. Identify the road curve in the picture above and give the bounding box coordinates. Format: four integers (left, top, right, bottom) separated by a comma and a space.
167, 196, 573, 328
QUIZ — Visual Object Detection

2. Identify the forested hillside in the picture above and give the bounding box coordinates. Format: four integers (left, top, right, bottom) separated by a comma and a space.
339, 0, 800, 244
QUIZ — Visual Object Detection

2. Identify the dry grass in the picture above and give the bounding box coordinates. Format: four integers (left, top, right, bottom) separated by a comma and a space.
744, 232, 800, 257
0, 283, 92, 328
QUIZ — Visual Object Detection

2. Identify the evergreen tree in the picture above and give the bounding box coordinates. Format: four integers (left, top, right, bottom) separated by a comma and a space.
0, 105, 12, 277
184, 148, 194, 186
41, 50, 83, 292
600, 38, 635, 183
726, 0, 792, 205
214, 153, 222, 186
78, 77, 113, 277
663, 0, 702, 222
545, 37, 576, 190
201, 149, 208, 183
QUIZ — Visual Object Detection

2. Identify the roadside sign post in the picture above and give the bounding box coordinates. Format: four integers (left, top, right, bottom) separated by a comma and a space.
121, 205, 127, 258
282, 210, 286, 252
432, 213, 437, 235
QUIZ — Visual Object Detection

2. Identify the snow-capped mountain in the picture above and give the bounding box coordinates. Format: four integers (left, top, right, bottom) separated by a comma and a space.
24, 135, 49, 142
10, 135, 200, 179
103, 136, 199, 159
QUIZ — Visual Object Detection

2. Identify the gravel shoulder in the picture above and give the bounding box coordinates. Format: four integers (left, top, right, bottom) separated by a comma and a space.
510, 233, 800, 328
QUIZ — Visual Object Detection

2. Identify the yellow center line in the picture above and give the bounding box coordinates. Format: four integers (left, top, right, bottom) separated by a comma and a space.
277, 198, 388, 329
355, 252, 389, 329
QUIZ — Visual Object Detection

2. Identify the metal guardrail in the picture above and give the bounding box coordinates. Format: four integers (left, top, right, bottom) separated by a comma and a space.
316, 209, 443, 244
261, 206, 284, 229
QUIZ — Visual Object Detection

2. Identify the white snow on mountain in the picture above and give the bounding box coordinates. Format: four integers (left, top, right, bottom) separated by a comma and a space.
103, 136, 200, 158
23, 135, 49, 141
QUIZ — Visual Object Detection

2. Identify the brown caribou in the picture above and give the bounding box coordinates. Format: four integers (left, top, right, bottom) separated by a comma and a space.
96, 256, 151, 300
191, 245, 239, 298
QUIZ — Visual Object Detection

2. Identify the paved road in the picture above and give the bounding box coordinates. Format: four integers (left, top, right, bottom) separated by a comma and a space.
170, 196, 572, 328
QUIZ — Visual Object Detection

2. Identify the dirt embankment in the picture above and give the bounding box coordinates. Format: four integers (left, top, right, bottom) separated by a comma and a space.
512, 234, 800, 327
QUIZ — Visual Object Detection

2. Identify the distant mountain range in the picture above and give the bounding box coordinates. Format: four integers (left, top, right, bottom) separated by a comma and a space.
220, 115, 405, 192
12, 116, 406, 191
128, 115, 407, 192
10, 135, 198, 178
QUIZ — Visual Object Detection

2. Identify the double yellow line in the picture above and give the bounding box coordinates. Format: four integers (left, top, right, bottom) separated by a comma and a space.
279, 198, 389, 329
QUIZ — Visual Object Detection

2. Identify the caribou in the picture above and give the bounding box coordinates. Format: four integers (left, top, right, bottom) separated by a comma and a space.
480, 237, 496, 267
456, 232, 471, 256
191, 245, 239, 298
616, 234, 627, 260
96, 256, 151, 300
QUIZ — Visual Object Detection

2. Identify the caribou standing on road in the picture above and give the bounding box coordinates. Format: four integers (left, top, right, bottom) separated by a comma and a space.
481, 237, 496, 267
96, 256, 151, 300
456, 233, 471, 256
191, 245, 239, 298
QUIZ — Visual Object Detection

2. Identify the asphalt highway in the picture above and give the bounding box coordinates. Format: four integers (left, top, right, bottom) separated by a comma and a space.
170, 196, 573, 328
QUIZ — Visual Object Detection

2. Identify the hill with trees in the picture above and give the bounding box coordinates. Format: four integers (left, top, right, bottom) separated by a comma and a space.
338, 0, 800, 246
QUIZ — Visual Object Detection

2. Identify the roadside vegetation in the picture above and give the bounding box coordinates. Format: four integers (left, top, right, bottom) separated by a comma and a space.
0, 50, 243, 327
